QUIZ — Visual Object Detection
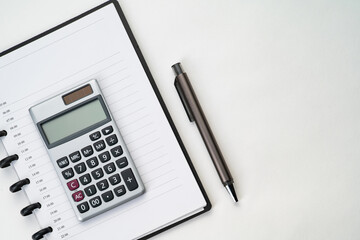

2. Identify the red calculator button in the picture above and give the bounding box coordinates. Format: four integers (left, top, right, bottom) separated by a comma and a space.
72, 191, 85, 202
67, 179, 79, 191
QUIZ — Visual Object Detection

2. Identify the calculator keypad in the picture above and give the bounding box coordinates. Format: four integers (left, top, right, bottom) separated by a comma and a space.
111, 146, 123, 158
69, 151, 82, 163
91, 168, 104, 180
73, 191, 85, 202
98, 151, 111, 163
81, 145, 93, 157
102, 126, 113, 135
89, 131, 101, 141
56, 125, 143, 221
74, 162, 86, 174
89, 196, 102, 208
94, 140, 106, 151
105, 134, 118, 146
57, 157, 69, 168
86, 157, 99, 168
77, 202, 89, 213
62, 168, 74, 179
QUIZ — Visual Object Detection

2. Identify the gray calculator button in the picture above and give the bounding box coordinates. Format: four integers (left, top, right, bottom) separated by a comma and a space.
110, 145, 123, 158
121, 168, 138, 191
98, 151, 111, 163
93, 140, 106, 152
89, 131, 101, 141
84, 185, 97, 197
77, 202, 89, 214
74, 162, 86, 174
101, 190, 114, 203
102, 126, 113, 135
115, 157, 128, 169
62, 168, 74, 180
69, 151, 81, 163
86, 157, 99, 168
91, 168, 104, 180
57, 157, 69, 168
89, 196, 102, 208
109, 174, 121, 186
79, 173, 92, 185
104, 162, 116, 174
105, 134, 118, 146
114, 185, 126, 197
81, 145, 93, 157
96, 179, 109, 191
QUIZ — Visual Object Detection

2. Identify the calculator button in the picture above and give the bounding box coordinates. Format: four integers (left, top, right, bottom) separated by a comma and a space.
67, 179, 79, 191
57, 157, 69, 168
86, 157, 99, 168
102, 126, 113, 135
69, 151, 81, 163
79, 173, 92, 185
93, 140, 106, 152
109, 174, 121, 186
74, 162, 86, 174
72, 190, 85, 202
104, 162, 116, 174
115, 157, 128, 169
77, 202, 89, 214
114, 185, 126, 197
84, 185, 97, 197
96, 179, 109, 191
111, 145, 123, 158
121, 168, 138, 191
105, 134, 118, 146
81, 145, 93, 157
91, 168, 104, 180
89, 131, 101, 141
101, 190, 114, 203
98, 151, 111, 163
62, 168, 74, 180
89, 196, 102, 208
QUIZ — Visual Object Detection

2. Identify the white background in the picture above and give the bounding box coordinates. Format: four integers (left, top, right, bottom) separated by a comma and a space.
1, 0, 360, 239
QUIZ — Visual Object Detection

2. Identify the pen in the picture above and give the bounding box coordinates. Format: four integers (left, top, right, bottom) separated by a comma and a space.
172, 62, 238, 203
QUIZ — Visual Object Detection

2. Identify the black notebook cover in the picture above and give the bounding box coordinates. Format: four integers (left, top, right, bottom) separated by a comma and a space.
0, 1, 211, 239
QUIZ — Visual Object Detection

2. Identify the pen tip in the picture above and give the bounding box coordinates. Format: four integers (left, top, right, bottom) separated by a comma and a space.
225, 183, 238, 203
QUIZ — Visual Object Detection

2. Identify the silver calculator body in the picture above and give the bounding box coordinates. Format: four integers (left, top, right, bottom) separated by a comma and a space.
29, 80, 145, 221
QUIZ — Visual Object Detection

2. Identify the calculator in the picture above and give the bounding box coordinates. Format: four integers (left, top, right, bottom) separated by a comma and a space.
29, 80, 145, 221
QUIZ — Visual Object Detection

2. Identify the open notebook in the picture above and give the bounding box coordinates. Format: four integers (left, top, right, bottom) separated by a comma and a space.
0, 1, 210, 239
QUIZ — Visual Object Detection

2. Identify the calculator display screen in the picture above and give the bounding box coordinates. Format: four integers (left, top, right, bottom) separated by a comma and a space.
41, 99, 108, 145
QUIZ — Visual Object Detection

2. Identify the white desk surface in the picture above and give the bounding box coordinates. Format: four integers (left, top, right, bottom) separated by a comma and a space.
1, 0, 360, 239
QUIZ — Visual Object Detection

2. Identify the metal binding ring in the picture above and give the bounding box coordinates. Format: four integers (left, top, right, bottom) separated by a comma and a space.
10, 178, 30, 193
32, 227, 53, 240
0, 130, 7, 137
20, 202, 42, 216
0, 154, 19, 168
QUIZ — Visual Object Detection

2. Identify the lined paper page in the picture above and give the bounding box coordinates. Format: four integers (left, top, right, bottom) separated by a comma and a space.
0, 3, 206, 240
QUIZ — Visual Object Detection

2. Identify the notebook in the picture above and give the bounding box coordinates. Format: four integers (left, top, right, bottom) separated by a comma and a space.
0, 1, 211, 239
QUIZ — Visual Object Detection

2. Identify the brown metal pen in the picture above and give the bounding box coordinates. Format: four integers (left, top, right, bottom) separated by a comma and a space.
172, 62, 238, 202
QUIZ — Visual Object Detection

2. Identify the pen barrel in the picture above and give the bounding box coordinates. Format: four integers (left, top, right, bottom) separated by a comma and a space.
175, 73, 233, 185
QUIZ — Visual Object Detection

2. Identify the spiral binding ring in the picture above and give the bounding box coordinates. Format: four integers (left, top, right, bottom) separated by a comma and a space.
20, 202, 42, 216
0, 154, 19, 168
0, 130, 7, 137
32, 227, 53, 240
10, 178, 30, 193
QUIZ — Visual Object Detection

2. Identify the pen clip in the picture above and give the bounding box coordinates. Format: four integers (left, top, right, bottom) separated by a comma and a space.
175, 81, 195, 122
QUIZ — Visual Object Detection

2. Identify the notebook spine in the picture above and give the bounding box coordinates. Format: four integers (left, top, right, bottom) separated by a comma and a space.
1, 129, 53, 240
